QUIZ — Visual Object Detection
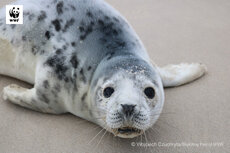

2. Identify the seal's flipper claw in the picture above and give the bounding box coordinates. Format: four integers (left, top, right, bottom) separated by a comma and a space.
158, 63, 207, 87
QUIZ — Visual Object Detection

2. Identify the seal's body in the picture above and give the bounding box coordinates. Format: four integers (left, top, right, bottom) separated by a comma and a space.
0, 0, 206, 138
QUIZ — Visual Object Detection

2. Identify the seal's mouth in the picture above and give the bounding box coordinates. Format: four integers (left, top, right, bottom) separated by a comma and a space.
111, 127, 143, 138
117, 127, 141, 134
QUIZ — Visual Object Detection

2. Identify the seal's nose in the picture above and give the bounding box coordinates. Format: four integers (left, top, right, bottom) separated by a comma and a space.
121, 104, 136, 117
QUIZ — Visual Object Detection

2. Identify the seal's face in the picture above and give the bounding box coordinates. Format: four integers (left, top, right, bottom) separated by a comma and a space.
92, 66, 164, 138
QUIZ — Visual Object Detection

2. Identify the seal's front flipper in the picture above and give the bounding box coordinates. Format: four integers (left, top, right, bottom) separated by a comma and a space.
158, 63, 207, 87
3, 84, 62, 114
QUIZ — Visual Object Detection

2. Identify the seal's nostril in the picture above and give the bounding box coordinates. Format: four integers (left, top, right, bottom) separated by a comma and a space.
121, 104, 136, 117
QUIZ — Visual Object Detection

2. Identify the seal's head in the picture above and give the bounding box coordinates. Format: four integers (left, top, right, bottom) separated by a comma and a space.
90, 55, 164, 138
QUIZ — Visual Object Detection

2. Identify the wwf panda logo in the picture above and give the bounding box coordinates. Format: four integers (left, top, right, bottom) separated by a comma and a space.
9, 7, 20, 18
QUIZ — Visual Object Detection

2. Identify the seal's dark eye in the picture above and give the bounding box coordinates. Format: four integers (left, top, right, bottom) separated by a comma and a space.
103, 87, 114, 98
144, 87, 155, 99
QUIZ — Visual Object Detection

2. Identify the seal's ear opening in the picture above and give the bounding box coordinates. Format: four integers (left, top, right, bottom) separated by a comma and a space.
157, 63, 207, 87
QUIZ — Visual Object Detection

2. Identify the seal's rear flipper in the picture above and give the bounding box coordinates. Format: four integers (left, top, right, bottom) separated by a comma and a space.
158, 63, 207, 87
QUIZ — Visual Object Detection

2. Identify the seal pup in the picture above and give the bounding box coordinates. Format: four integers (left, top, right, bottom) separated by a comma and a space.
0, 0, 207, 138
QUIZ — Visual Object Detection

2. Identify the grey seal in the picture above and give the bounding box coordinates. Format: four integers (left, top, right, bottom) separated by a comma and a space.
0, 0, 207, 138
